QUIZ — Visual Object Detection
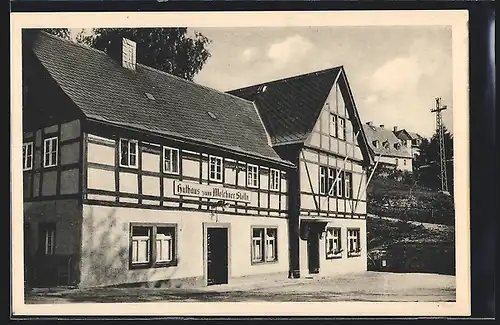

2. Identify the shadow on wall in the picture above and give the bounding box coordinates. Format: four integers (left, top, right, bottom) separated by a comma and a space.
81, 207, 181, 288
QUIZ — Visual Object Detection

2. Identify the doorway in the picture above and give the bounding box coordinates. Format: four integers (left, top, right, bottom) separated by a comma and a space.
206, 227, 229, 285
307, 231, 320, 274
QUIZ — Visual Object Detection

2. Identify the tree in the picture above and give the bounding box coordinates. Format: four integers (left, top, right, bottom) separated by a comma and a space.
414, 126, 454, 192
42, 28, 71, 40
77, 28, 211, 81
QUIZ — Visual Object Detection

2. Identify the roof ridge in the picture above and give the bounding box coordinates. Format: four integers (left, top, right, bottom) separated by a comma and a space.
39, 30, 108, 56
139, 64, 256, 106
39, 31, 255, 107
228, 65, 343, 92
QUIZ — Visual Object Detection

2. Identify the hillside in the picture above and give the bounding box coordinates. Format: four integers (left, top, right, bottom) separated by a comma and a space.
366, 215, 455, 251
366, 168, 455, 226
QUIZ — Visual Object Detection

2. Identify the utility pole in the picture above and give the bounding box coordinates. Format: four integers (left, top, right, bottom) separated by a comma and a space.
431, 97, 449, 194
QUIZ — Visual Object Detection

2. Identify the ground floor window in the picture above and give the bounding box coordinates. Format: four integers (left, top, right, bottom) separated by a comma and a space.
251, 227, 278, 264
130, 223, 177, 269
326, 227, 342, 259
347, 228, 361, 257
38, 223, 56, 255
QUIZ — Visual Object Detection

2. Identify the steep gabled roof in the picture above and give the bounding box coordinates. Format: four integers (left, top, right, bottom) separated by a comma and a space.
363, 124, 413, 159
29, 32, 292, 167
227, 67, 373, 165
227, 67, 342, 145
394, 129, 423, 141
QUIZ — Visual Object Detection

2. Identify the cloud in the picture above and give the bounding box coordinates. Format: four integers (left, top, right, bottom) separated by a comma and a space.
241, 47, 259, 62
267, 35, 314, 66
370, 57, 423, 94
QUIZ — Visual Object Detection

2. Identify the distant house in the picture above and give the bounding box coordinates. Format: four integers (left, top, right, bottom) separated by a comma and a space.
393, 127, 425, 159
362, 122, 413, 172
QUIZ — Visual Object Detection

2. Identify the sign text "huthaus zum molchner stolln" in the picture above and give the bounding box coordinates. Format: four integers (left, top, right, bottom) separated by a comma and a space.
173, 181, 252, 203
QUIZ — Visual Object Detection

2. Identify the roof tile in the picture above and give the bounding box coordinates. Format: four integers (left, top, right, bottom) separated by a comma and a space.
31, 32, 290, 165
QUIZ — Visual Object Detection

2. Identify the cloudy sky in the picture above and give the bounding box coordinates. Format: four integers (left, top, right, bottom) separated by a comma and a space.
71, 26, 453, 138
191, 26, 453, 138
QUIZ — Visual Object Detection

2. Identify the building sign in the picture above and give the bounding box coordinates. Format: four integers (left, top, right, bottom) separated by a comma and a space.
173, 181, 251, 203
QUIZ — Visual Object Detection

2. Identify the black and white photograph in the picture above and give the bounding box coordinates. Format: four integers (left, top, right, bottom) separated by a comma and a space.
11, 11, 470, 316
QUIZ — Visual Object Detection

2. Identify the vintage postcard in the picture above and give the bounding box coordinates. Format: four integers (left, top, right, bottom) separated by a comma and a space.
10, 10, 470, 317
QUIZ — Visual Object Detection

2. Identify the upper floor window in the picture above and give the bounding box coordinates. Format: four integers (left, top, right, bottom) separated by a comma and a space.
163, 147, 180, 174
347, 228, 361, 257
247, 164, 259, 188
344, 172, 353, 198
43, 137, 58, 168
403, 159, 407, 166
119, 138, 138, 168
329, 114, 346, 140
270, 169, 280, 191
209, 156, 223, 182
329, 114, 337, 137
337, 116, 346, 140
326, 227, 342, 259
23, 141, 33, 171
320, 166, 340, 196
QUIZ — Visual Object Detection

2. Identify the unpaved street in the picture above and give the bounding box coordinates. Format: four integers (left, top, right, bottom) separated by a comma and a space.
25, 271, 456, 304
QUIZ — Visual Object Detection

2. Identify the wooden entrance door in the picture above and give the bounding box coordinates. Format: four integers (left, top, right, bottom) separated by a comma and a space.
307, 231, 320, 274
207, 227, 229, 285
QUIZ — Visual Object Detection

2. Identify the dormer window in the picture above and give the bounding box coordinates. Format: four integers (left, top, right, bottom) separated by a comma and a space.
372, 140, 380, 148
382, 141, 390, 149
394, 143, 401, 150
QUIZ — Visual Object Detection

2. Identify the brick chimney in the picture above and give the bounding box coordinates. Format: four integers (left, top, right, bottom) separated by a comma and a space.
366, 121, 373, 126
121, 38, 137, 71
393, 126, 398, 132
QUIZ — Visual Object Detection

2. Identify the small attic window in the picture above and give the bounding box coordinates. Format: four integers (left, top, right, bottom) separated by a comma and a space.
144, 92, 156, 101
207, 111, 217, 120
257, 85, 267, 94
373, 140, 380, 148
394, 143, 401, 150
382, 141, 390, 149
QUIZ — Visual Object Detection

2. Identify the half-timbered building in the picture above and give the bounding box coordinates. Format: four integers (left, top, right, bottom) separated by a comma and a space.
229, 67, 374, 278
22, 31, 293, 288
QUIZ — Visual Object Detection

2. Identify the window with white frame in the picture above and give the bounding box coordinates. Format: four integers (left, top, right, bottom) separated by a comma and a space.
247, 164, 259, 188
270, 169, 280, 191
252, 228, 263, 263
326, 227, 342, 258
39, 223, 55, 255
131, 226, 150, 264
130, 224, 177, 269
163, 146, 180, 174
265, 228, 277, 262
251, 227, 278, 264
23, 141, 33, 171
119, 138, 138, 168
328, 167, 336, 196
155, 227, 174, 262
337, 171, 345, 197
209, 156, 223, 181
320, 166, 338, 196
344, 172, 353, 198
43, 137, 58, 167
347, 228, 361, 257
329, 114, 337, 137
337, 117, 346, 140
319, 166, 327, 195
